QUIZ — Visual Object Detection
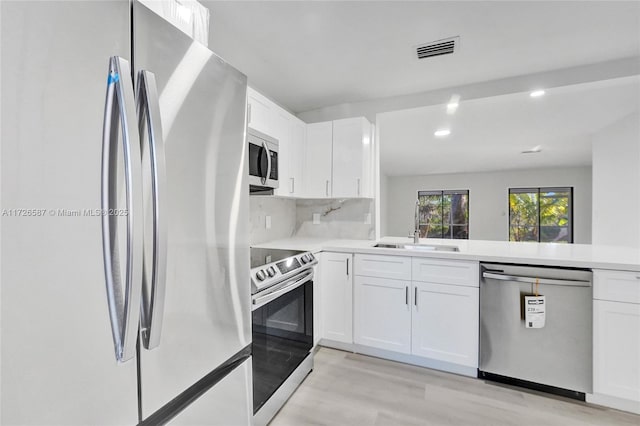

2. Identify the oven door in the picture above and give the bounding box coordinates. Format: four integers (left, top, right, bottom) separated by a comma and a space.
251, 271, 313, 414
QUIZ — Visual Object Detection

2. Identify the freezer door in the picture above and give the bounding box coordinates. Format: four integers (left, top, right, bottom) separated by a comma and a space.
167, 358, 253, 426
133, 2, 252, 419
1, 1, 139, 424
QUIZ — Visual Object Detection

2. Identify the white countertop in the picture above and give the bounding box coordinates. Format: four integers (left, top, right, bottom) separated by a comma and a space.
252, 236, 640, 271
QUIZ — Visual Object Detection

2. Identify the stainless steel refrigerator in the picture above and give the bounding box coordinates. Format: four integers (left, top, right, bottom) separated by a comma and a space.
1, 1, 252, 424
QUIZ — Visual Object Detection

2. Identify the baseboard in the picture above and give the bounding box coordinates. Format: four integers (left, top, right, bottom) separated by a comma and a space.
352, 344, 478, 377
586, 393, 640, 414
318, 339, 356, 353
319, 339, 476, 377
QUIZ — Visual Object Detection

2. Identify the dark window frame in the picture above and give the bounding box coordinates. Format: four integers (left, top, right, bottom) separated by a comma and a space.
417, 190, 469, 239
508, 187, 574, 243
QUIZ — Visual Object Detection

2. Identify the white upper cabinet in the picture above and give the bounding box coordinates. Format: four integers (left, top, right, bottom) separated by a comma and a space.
247, 87, 306, 198
247, 87, 273, 136
332, 117, 372, 198
304, 117, 373, 199
304, 122, 333, 198
288, 117, 306, 196
246, 87, 372, 199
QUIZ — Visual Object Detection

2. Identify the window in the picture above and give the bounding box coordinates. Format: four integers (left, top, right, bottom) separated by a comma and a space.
418, 190, 469, 239
509, 187, 573, 243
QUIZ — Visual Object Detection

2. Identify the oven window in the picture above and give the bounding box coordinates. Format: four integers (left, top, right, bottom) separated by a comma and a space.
252, 280, 313, 414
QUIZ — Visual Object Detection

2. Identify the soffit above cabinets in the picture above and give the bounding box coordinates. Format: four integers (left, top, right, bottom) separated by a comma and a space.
204, 1, 640, 114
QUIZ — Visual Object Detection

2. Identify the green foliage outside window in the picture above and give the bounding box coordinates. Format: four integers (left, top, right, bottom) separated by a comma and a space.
509, 187, 572, 243
418, 190, 469, 239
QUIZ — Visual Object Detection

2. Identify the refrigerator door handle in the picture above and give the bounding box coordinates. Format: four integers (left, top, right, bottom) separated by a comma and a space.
101, 56, 144, 363
136, 70, 167, 350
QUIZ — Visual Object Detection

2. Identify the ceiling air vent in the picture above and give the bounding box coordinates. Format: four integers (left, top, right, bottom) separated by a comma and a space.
416, 37, 459, 60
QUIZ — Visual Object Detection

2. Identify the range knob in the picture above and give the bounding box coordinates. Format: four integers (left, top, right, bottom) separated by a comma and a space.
256, 270, 267, 281
308, 253, 315, 261
300, 254, 309, 264
267, 266, 276, 277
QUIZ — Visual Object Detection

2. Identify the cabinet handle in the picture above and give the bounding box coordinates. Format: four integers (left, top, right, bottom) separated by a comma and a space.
290, 177, 295, 194
414, 287, 418, 306
326, 180, 330, 197
346, 258, 349, 276
405, 286, 409, 305
357, 178, 361, 197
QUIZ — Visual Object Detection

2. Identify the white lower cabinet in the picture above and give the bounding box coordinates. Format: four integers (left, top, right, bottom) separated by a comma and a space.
320, 252, 353, 344
411, 281, 479, 367
354, 276, 411, 354
350, 254, 479, 372
591, 269, 640, 413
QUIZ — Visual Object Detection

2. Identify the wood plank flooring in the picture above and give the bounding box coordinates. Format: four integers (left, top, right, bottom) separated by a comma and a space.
270, 347, 640, 426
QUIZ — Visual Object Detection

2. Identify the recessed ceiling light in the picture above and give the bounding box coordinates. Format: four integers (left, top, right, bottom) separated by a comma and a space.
530, 90, 545, 98
521, 145, 542, 154
446, 94, 460, 114
434, 129, 451, 137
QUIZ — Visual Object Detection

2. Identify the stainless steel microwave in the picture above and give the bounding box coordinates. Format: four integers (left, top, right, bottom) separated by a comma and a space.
248, 128, 278, 192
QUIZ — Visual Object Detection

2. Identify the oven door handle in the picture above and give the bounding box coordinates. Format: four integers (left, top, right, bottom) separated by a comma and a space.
252, 269, 313, 308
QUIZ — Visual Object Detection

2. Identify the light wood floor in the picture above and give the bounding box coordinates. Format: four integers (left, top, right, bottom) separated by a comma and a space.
270, 347, 640, 426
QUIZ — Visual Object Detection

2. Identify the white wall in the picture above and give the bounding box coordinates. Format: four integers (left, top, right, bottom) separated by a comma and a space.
592, 112, 640, 248
379, 173, 389, 238
385, 166, 592, 243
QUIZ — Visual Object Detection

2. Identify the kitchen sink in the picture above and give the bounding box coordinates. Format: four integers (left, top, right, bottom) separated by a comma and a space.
373, 243, 460, 252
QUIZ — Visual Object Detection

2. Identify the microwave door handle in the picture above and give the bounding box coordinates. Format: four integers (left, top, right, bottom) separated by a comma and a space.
261, 141, 271, 185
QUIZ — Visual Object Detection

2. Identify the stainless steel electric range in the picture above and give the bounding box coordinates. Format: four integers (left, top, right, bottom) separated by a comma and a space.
250, 248, 317, 426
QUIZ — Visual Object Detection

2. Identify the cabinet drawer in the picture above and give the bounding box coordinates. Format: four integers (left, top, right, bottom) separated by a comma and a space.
354, 254, 411, 280
412, 258, 479, 287
594, 270, 640, 304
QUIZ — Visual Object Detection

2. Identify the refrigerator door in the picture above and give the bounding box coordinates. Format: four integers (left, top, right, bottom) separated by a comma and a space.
163, 359, 252, 426
1, 1, 139, 424
133, 1, 252, 419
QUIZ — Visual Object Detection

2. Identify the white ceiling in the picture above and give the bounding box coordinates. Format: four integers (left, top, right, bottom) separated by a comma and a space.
378, 76, 640, 176
205, 1, 640, 114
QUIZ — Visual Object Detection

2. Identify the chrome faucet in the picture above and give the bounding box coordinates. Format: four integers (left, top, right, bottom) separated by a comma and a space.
412, 199, 420, 243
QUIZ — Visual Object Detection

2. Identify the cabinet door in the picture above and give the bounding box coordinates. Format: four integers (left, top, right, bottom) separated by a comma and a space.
354, 276, 411, 354
332, 117, 368, 198
594, 300, 640, 402
411, 282, 479, 367
304, 122, 333, 198
320, 252, 353, 343
272, 109, 293, 197
289, 117, 306, 197
247, 87, 273, 136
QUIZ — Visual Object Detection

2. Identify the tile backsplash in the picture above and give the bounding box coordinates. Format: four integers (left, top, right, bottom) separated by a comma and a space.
249, 196, 375, 245
249, 197, 297, 245
295, 199, 375, 240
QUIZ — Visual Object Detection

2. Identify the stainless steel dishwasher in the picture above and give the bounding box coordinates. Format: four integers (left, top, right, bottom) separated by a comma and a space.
479, 263, 592, 400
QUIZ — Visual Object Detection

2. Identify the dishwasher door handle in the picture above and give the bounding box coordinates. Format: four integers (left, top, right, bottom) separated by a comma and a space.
482, 271, 591, 287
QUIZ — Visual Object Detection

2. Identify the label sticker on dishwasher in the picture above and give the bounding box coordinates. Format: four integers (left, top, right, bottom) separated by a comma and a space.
525, 295, 546, 328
